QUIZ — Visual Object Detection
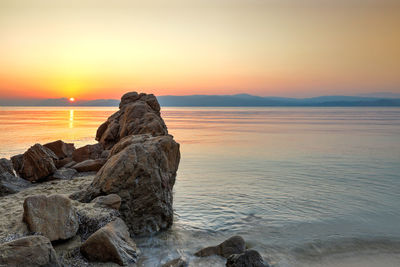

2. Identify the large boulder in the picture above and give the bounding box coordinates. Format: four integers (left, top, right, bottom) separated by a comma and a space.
96, 92, 168, 149
72, 158, 106, 172
0, 172, 31, 196
195, 236, 246, 258
44, 140, 75, 159
0, 158, 14, 175
12, 144, 58, 182
75, 134, 180, 235
80, 218, 138, 266
72, 143, 104, 163
226, 250, 269, 267
0, 235, 60, 267
23, 194, 79, 241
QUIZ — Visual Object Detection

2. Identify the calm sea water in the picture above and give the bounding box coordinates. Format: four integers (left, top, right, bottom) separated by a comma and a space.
0, 106, 400, 266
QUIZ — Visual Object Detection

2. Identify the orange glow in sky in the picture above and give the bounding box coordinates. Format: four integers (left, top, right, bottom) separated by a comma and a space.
69, 97, 75, 102
1, 1, 400, 99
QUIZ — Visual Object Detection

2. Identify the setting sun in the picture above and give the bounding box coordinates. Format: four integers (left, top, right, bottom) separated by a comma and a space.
69, 97, 75, 102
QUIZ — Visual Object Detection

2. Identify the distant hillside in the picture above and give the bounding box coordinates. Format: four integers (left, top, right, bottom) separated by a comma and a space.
1, 94, 400, 107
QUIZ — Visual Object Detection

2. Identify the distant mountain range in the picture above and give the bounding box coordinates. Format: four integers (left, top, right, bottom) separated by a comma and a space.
1, 93, 400, 107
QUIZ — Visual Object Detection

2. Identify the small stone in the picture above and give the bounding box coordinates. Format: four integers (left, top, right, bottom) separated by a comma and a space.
226, 250, 269, 267
53, 168, 77, 180
72, 158, 106, 172
195, 236, 246, 258
91, 194, 121, 210
162, 257, 188, 267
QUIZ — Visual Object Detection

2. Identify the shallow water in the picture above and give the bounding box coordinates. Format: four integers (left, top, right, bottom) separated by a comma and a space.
0, 106, 400, 266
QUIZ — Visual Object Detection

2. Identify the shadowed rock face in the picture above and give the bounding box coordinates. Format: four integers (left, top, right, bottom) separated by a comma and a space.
0, 172, 31, 196
12, 144, 58, 182
80, 218, 138, 266
0, 235, 60, 267
96, 92, 168, 150
195, 236, 246, 258
75, 134, 180, 235
44, 140, 75, 160
23, 194, 79, 241
0, 158, 14, 176
226, 250, 269, 267
72, 143, 104, 163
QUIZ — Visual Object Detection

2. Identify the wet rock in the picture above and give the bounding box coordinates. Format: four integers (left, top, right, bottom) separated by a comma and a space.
53, 168, 77, 180
0, 235, 60, 267
162, 257, 188, 267
96, 92, 168, 149
23, 194, 79, 241
13, 144, 58, 182
195, 236, 246, 258
0, 158, 14, 176
44, 140, 75, 159
75, 134, 180, 235
80, 218, 138, 266
91, 194, 121, 210
0, 172, 31, 196
72, 143, 104, 163
226, 250, 269, 267
72, 158, 106, 172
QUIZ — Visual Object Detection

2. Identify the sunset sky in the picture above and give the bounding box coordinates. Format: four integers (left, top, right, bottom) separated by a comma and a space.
1, 0, 400, 100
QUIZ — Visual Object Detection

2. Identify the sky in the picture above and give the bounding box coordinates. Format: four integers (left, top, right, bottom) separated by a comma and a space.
1, 0, 400, 100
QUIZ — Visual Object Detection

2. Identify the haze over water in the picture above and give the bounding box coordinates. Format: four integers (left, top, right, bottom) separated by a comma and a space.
0, 106, 400, 266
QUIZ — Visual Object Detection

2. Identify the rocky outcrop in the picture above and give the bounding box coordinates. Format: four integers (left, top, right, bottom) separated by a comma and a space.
12, 144, 58, 182
72, 158, 106, 172
163, 257, 188, 267
80, 218, 138, 266
226, 250, 269, 267
74, 134, 180, 235
91, 194, 121, 210
0, 158, 14, 176
23, 194, 79, 241
52, 167, 77, 180
0, 172, 31, 196
96, 92, 168, 149
195, 236, 246, 258
44, 140, 75, 159
0, 235, 60, 267
72, 143, 104, 163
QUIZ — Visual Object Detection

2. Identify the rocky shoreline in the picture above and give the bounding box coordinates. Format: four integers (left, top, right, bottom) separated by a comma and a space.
0, 92, 269, 267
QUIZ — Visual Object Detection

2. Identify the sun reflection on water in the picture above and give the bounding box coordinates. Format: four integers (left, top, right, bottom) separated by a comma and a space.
69, 110, 74, 128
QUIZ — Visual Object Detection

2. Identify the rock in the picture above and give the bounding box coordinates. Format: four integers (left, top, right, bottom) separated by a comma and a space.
64, 160, 77, 168
75, 134, 180, 235
44, 140, 75, 159
52, 168, 77, 180
80, 218, 138, 266
72, 158, 106, 172
55, 157, 74, 168
13, 144, 58, 182
91, 194, 121, 210
226, 250, 269, 267
162, 257, 188, 267
195, 236, 246, 258
96, 92, 168, 149
0, 235, 60, 267
23, 194, 79, 241
72, 143, 104, 163
0, 158, 14, 175
0, 172, 31, 196
53, 235, 82, 259
101, 149, 110, 159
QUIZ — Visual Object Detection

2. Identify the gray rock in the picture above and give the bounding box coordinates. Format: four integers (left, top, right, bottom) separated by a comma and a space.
75, 134, 180, 236
226, 250, 269, 267
64, 160, 77, 168
96, 92, 168, 150
0, 158, 14, 176
72, 158, 106, 172
163, 257, 188, 267
23, 194, 79, 241
91, 194, 121, 210
195, 236, 246, 258
0, 172, 31, 196
0, 235, 60, 267
72, 143, 104, 163
12, 144, 58, 182
52, 168, 77, 180
80, 218, 138, 265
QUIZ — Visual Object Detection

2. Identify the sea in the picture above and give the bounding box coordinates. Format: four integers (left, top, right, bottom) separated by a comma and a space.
0, 106, 399, 266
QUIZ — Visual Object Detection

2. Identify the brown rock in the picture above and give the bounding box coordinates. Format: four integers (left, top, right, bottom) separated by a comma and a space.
13, 144, 58, 182
75, 134, 180, 235
0, 235, 60, 267
23, 194, 79, 241
226, 250, 269, 267
195, 236, 246, 258
55, 157, 74, 168
91, 194, 121, 210
44, 140, 75, 159
72, 158, 106, 172
80, 218, 138, 266
72, 143, 104, 163
52, 168, 77, 179
163, 257, 188, 267
96, 92, 168, 149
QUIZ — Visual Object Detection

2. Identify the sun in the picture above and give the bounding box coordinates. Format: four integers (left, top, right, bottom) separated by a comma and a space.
69, 97, 75, 102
